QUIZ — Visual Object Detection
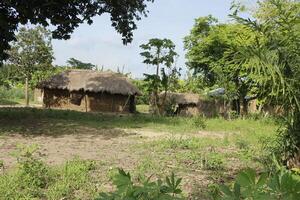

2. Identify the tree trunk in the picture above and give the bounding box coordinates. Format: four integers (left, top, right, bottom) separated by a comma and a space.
153, 50, 160, 115
25, 77, 29, 107
242, 97, 248, 116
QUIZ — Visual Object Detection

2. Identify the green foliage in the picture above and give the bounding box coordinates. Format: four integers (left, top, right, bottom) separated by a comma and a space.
0, 144, 50, 199
5, 26, 54, 88
140, 38, 178, 69
176, 73, 205, 94
46, 159, 96, 200
192, 116, 207, 129
67, 58, 96, 70
0, 0, 154, 62
140, 38, 180, 115
0, 85, 27, 101
214, 168, 300, 200
132, 79, 150, 105
184, 15, 256, 115
201, 153, 225, 171
0, 145, 97, 199
231, 0, 300, 165
96, 169, 183, 200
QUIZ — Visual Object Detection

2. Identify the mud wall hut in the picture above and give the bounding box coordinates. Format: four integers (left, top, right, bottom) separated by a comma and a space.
159, 92, 229, 117
159, 92, 200, 116
37, 70, 141, 113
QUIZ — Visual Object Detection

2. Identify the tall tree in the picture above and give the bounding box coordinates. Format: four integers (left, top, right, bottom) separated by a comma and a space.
6, 26, 54, 106
67, 58, 96, 70
184, 16, 256, 115
231, 0, 300, 166
0, 0, 154, 63
140, 38, 178, 114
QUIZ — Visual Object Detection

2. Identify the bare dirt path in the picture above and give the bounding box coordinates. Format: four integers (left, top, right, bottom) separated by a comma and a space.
0, 127, 226, 169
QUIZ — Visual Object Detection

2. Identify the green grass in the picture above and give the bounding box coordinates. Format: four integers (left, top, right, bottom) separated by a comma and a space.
0, 107, 278, 136
0, 145, 98, 200
0, 108, 280, 199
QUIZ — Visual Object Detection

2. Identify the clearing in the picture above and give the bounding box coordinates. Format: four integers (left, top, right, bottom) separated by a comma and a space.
0, 108, 278, 199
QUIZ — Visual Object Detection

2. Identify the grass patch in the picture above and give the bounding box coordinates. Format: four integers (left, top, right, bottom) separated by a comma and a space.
0, 108, 280, 198
0, 107, 278, 136
0, 145, 98, 200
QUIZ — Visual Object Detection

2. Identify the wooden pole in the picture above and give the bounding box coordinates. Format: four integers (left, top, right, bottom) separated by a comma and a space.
25, 77, 29, 107
85, 95, 88, 112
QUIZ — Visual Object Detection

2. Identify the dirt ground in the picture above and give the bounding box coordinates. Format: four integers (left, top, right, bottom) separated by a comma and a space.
0, 126, 230, 199
0, 127, 225, 169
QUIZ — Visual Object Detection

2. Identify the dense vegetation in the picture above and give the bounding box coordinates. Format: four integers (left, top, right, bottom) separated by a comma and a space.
0, 0, 299, 199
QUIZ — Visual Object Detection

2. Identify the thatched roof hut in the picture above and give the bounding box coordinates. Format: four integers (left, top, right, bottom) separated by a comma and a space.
38, 70, 141, 95
37, 70, 141, 113
159, 92, 200, 105
158, 92, 200, 116
159, 92, 227, 117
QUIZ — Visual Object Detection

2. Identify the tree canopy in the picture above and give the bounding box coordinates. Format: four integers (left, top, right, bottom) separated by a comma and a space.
67, 58, 96, 70
184, 16, 256, 114
140, 38, 179, 115
5, 26, 54, 87
230, 0, 300, 165
0, 0, 154, 62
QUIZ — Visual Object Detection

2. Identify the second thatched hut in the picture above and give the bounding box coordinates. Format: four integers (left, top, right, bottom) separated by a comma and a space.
159, 92, 228, 117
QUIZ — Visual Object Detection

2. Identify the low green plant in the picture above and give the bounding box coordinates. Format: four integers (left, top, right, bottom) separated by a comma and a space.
0, 144, 50, 199
0, 145, 97, 199
46, 158, 96, 199
214, 168, 300, 200
160, 137, 206, 150
228, 111, 239, 120
201, 153, 225, 171
235, 139, 250, 150
192, 116, 207, 129
96, 169, 183, 200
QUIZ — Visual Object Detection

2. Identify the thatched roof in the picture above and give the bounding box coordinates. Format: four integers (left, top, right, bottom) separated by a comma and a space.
38, 70, 141, 95
159, 92, 200, 105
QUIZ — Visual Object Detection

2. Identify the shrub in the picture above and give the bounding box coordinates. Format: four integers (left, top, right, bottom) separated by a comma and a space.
96, 169, 183, 200
0, 144, 50, 199
46, 159, 96, 199
228, 111, 239, 120
201, 153, 225, 171
235, 139, 250, 150
192, 116, 207, 129
0, 145, 97, 199
213, 168, 300, 200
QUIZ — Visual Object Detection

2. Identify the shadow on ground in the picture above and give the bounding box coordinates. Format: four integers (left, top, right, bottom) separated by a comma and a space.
0, 107, 186, 138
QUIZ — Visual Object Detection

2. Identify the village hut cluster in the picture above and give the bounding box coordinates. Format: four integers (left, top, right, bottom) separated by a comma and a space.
36, 69, 274, 116
37, 70, 141, 113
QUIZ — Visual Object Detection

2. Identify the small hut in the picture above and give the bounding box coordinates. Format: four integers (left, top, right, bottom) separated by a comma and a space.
159, 92, 200, 116
37, 70, 141, 113
159, 92, 228, 117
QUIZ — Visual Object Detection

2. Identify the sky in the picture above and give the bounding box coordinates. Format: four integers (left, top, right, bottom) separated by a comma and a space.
52, 0, 235, 78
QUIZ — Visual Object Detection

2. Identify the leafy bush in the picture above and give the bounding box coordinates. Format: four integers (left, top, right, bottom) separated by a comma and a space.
132, 79, 150, 105
192, 116, 207, 129
96, 169, 183, 200
214, 168, 300, 200
228, 111, 239, 120
201, 153, 225, 171
0, 86, 29, 101
235, 139, 250, 150
0, 145, 97, 199
0, 144, 50, 199
46, 158, 96, 199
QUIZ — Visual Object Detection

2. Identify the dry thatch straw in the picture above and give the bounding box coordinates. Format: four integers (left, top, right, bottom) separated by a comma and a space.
38, 69, 141, 95
159, 92, 200, 105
